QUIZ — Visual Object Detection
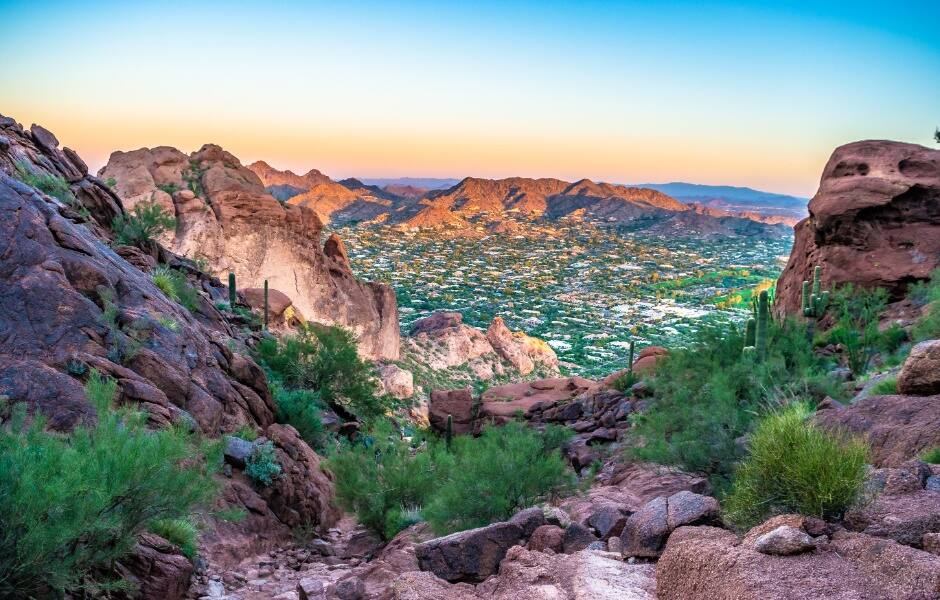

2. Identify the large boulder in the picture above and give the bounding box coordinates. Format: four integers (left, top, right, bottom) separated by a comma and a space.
414, 521, 523, 582
845, 488, 940, 547
114, 533, 193, 600
816, 394, 940, 467
657, 523, 940, 600
620, 491, 720, 558
99, 145, 400, 360
897, 340, 940, 396
775, 140, 940, 317
427, 388, 475, 435
475, 545, 656, 599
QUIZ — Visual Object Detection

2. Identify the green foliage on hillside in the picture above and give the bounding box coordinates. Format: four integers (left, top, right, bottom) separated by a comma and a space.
723, 403, 868, 530
14, 160, 75, 204
151, 265, 200, 311
326, 421, 575, 540
112, 201, 176, 246
825, 284, 893, 376
910, 268, 940, 342
0, 370, 220, 598
245, 441, 282, 487
628, 320, 844, 490
921, 446, 940, 464
255, 324, 391, 423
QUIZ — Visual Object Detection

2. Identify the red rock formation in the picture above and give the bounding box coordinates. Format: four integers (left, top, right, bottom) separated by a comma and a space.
0, 116, 338, 570
775, 140, 940, 317
99, 145, 400, 360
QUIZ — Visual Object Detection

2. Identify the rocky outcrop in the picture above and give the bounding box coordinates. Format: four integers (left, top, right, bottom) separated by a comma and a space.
115, 533, 194, 600
99, 145, 400, 360
405, 311, 558, 382
775, 140, 940, 317
414, 521, 523, 583
897, 339, 940, 396
656, 519, 940, 599
0, 117, 338, 573
815, 394, 940, 467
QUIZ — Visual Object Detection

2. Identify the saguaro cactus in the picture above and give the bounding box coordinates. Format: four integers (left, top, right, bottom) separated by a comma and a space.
803, 265, 830, 318
744, 317, 756, 348
627, 340, 636, 373
263, 279, 269, 330
755, 290, 769, 361
228, 272, 237, 306
445, 414, 454, 451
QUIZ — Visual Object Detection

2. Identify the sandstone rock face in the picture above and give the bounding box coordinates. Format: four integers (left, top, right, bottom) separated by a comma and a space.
99, 145, 399, 360
657, 524, 940, 600
775, 140, 940, 317
0, 118, 338, 573
816, 394, 940, 467
406, 311, 558, 380
414, 522, 523, 582
898, 339, 940, 396
427, 388, 475, 435
476, 545, 656, 600
378, 363, 415, 400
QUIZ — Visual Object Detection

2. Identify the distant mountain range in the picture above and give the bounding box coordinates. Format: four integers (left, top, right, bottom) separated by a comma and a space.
358, 177, 460, 190
632, 182, 808, 218
250, 163, 794, 237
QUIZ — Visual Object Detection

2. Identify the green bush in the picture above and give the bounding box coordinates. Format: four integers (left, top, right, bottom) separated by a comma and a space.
326, 420, 438, 540
255, 324, 389, 422
272, 383, 325, 450
629, 320, 844, 490
245, 441, 282, 487
911, 269, 940, 342
112, 201, 176, 246
150, 265, 199, 311
868, 375, 898, 396
14, 160, 75, 204
0, 370, 219, 597
423, 421, 575, 534
722, 403, 868, 530
149, 518, 198, 559
827, 284, 889, 376
921, 447, 940, 464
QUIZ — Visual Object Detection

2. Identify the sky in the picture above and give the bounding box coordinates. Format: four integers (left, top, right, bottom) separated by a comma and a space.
1, 1, 938, 197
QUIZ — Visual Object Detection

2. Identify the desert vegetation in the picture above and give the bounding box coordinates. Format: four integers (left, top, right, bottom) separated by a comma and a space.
0, 371, 220, 598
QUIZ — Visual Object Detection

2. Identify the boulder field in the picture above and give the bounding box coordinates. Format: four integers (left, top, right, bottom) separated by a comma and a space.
99, 145, 400, 361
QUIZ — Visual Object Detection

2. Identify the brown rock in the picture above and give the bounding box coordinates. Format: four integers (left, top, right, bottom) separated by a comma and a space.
816, 393, 940, 467
428, 388, 475, 435
775, 140, 940, 317
621, 492, 719, 558
753, 525, 816, 556
527, 524, 565, 553
414, 521, 523, 582
114, 533, 193, 600
844, 489, 940, 547
632, 346, 669, 374
898, 340, 940, 396
657, 524, 940, 600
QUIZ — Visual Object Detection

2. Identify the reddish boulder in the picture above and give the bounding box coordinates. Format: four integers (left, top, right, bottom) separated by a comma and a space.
816, 394, 940, 467
632, 346, 668, 374
657, 524, 940, 600
897, 340, 940, 396
114, 533, 193, 600
414, 521, 523, 582
427, 388, 475, 435
527, 524, 565, 553
620, 492, 720, 558
775, 140, 940, 317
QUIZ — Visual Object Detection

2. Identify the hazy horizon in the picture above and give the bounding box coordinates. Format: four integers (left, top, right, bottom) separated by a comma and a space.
2, 0, 938, 197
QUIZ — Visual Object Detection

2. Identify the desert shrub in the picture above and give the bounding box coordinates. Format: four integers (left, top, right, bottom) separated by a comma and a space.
326, 420, 438, 540
920, 447, 940, 464
150, 265, 199, 311
423, 422, 575, 534
868, 375, 898, 396
921, 447, 940, 464
827, 284, 889, 376
255, 324, 389, 421
911, 269, 940, 342
112, 201, 176, 246
245, 441, 282, 486
629, 319, 843, 490
0, 370, 220, 597
149, 517, 198, 558
722, 402, 868, 530
272, 383, 325, 450
156, 182, 180, 195
232, 424, 259, 441
14, 160, 75, 204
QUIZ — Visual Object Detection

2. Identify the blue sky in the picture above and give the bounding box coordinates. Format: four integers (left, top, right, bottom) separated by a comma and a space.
1, 0, 937, 195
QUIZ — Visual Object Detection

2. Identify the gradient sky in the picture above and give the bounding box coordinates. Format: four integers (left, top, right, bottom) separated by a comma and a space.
1, 1, 938, 196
